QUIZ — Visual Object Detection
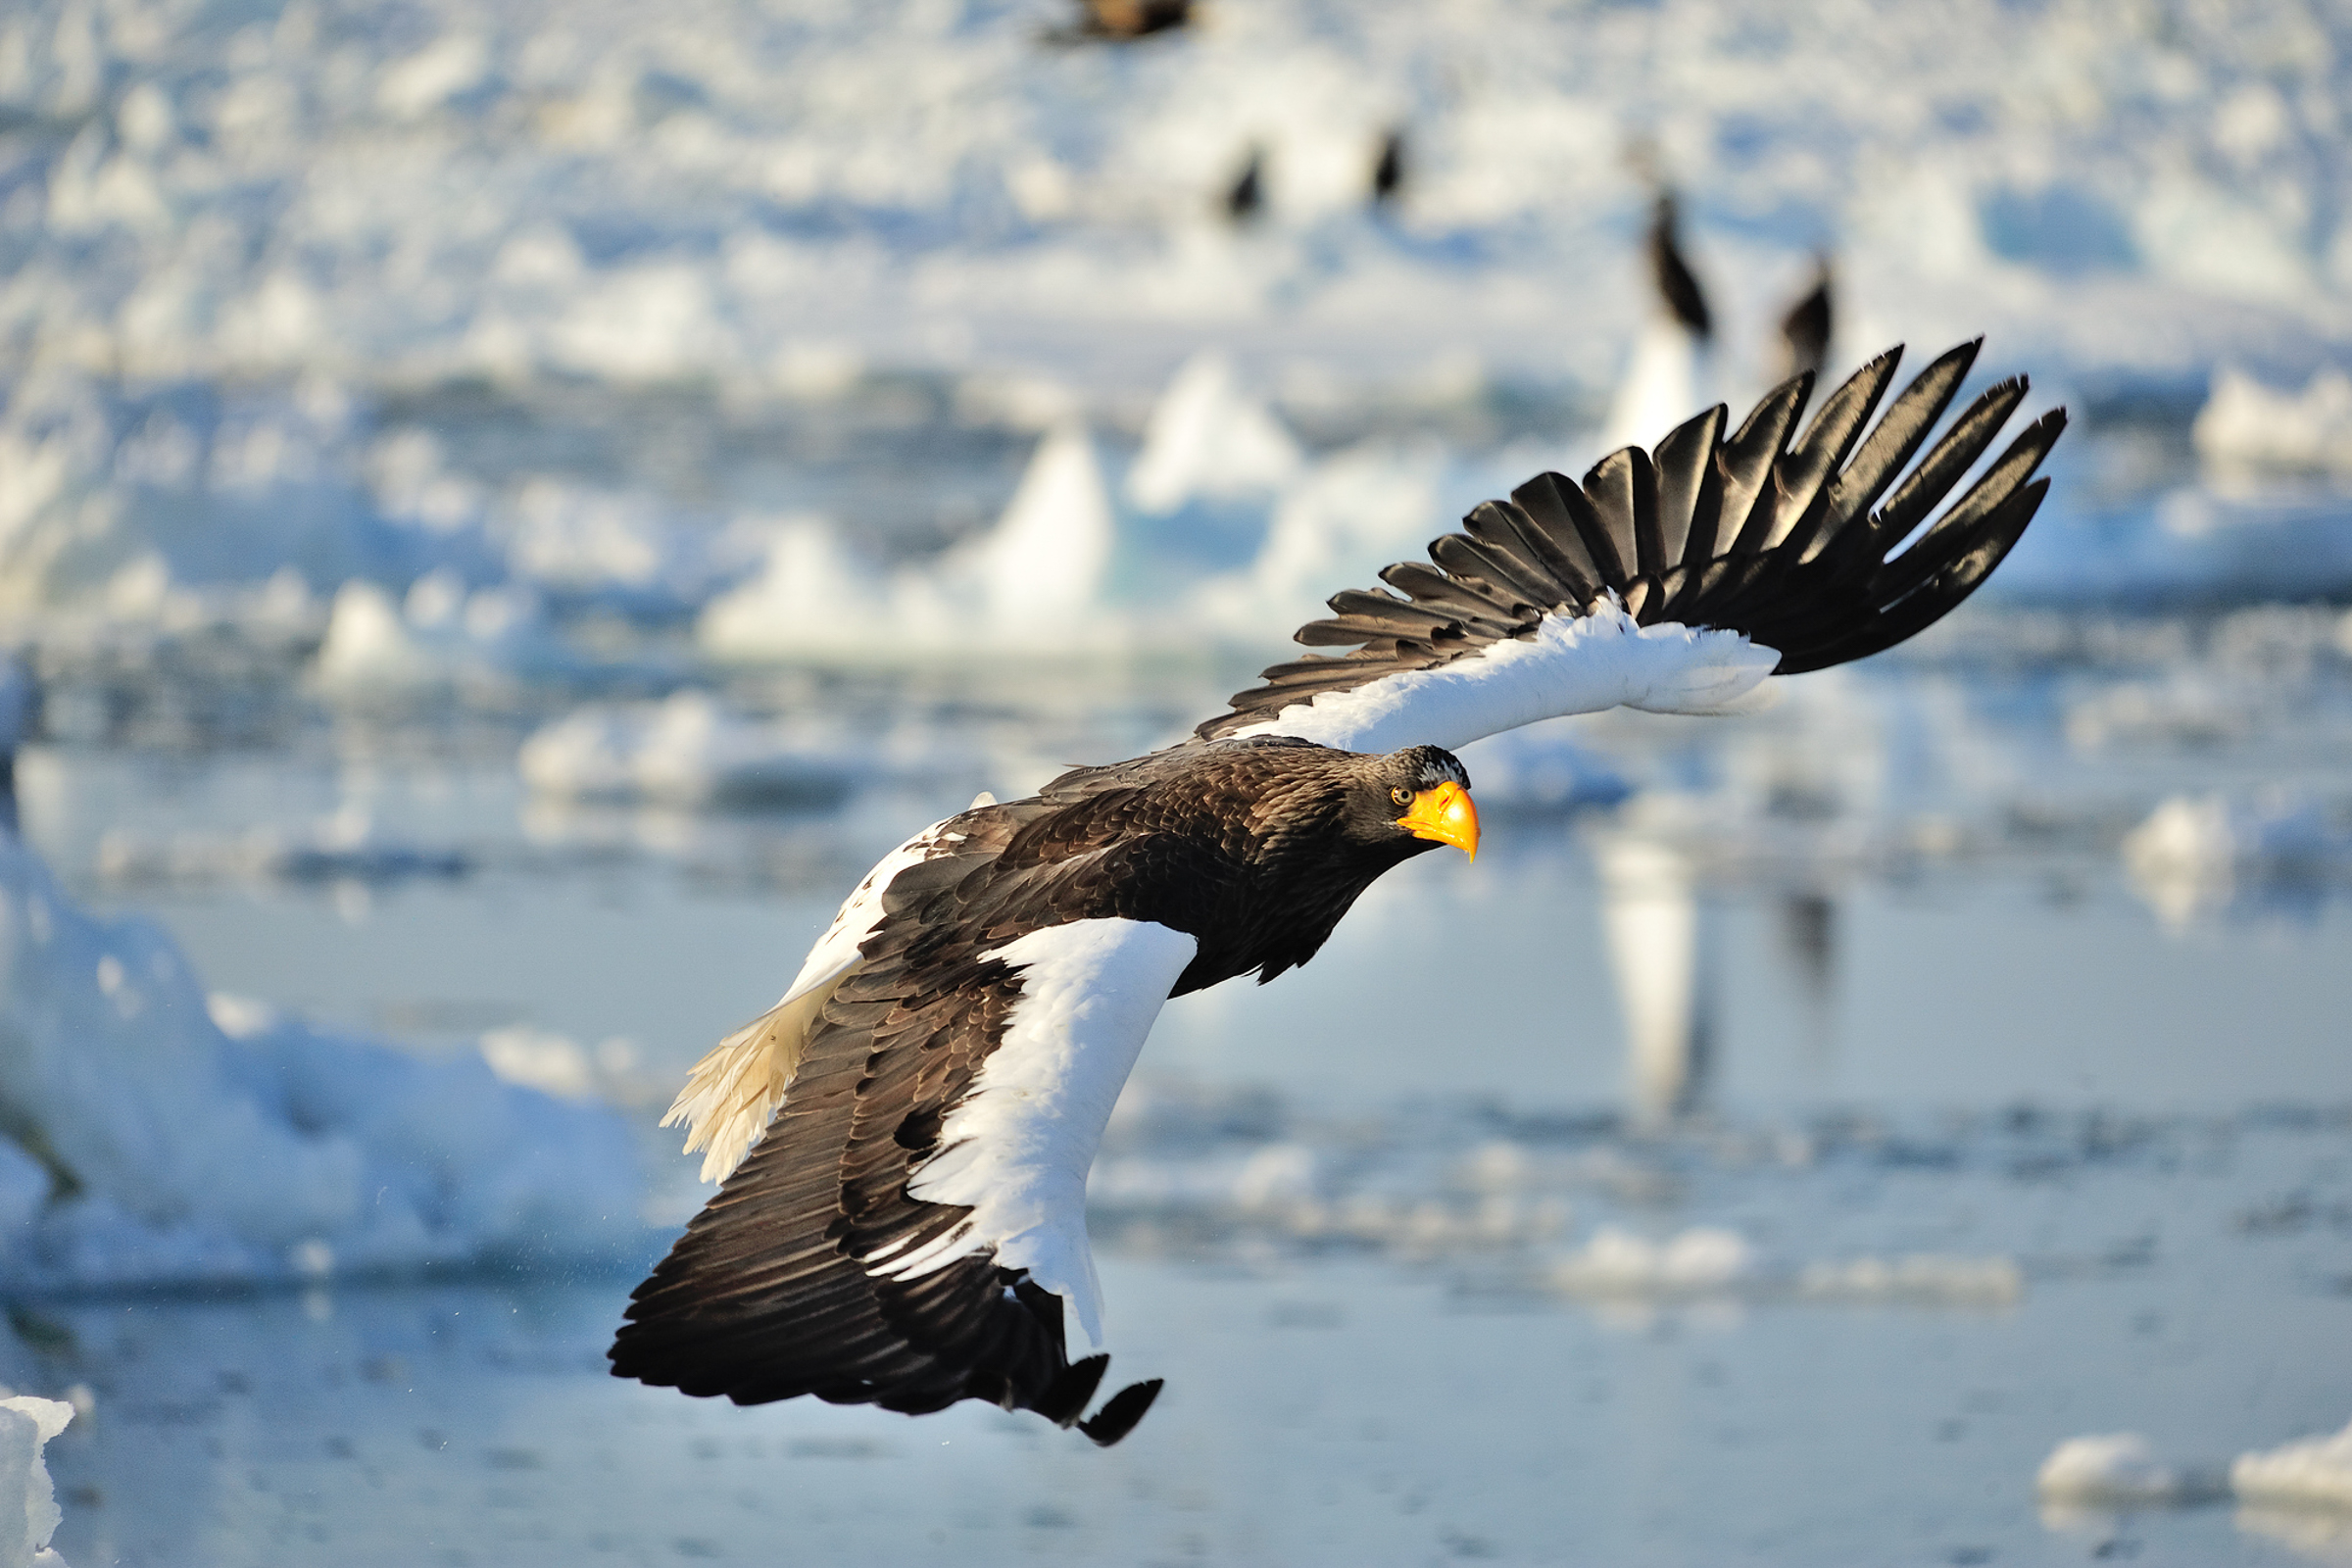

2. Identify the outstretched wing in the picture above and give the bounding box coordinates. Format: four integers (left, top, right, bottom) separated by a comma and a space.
612, 807, 1192, 1446
1200, 341, 2065, 753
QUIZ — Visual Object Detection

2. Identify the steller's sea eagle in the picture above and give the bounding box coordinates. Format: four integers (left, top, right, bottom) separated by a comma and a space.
610, 341, 2065, 1445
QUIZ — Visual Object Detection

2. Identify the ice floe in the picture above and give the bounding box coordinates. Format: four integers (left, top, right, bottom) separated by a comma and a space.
2123, 792, 2348, 928
3, 0, 2344, 402
92, 804, 469, 890
2031, 1418, 2352, 1524
2195, 368, 2352, 475
1544, 1226, 2022, 1305
0, 1395, 74, 1568
313, 573, 575, 696
2234, 1420, 2352, 1513
1126, 351, 1303, 517
0, 832, 639, 1291
2036, 1434, 2230, 1508
1548, 1225, 1756, 1297
517, 690, 857, 808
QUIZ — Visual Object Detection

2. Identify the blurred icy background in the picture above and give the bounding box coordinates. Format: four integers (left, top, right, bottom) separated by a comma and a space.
1, 0, 2351, 1562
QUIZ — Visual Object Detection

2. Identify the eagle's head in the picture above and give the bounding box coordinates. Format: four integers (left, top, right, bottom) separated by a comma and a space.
1339, 745, 1479, 860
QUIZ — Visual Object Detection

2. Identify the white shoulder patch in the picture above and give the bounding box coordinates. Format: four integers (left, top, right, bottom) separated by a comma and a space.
868, 917, 1198, 1348
1232, 602, 1780, 754
662, 818, 958, 1184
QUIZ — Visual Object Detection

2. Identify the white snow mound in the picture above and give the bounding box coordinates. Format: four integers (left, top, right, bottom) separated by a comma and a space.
0, 832, 638, 1290
517, 691, 856, 807
2194, 368, 2352, 474
0, 1396, 74, 1568
2035, 1433, 2228, 1507
2233, 1419, 2352, 1512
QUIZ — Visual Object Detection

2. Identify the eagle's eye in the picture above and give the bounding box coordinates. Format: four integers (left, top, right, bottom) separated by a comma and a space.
1390, 786, 1412, 808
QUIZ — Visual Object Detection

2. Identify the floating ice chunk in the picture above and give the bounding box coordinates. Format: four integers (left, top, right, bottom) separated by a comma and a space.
377, 34, 493, 121
94, 805, 468, 889
1600, 318, 1706, 455
696, 516, 898, 658
1549, 1225, 1755, 1297
2123, 792, 2342, 929
502, 480, 741, 613
1193, 437, 1452, 640
2066, 680, 2251, 752
2233, 1419, 2352, 1512
479, 1027, 597, 1102
314, 575, 572, 695
2194, 368, 2352, 474
1125, 351, 1302, 515
1230, 1145, 1317, 1212
2036, 1433, 2228, 1507
0, 370, 471, 620
314, 581, 436, 688
698, 519, 898, 662
0, 834, 638, 1290
0, 1395, 74, 1568
517, 691, 856, 808
950, 421, 1116, 633
705, 429, 1139, 661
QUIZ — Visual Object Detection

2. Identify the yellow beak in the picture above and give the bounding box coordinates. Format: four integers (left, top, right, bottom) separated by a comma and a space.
1396, 780, 1479, 859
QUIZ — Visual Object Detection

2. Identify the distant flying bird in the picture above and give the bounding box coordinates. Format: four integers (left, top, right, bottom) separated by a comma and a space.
1371, 126, 1406, 207
611, 341, 2066, 1445
1646, 191, 1711, 342
1602, 188, 1715, 450
1225, 146, 1264, 224
1779, 255, 1836, 383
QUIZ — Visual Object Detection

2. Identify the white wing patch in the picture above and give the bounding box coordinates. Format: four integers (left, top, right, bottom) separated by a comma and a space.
1231, 601, 1780, 755
870, 917, 1198, 1348
663, 819, 960, 1184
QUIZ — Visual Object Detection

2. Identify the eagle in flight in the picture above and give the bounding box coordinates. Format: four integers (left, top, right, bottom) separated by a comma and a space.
610, 341, 2065, 1445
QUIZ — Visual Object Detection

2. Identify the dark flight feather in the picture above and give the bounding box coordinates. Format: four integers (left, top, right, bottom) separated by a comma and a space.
1200, 342, 2064, 740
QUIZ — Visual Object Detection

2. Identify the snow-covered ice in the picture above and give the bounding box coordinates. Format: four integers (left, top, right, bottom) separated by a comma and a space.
1547, 1224, 1756, 1297
314, 573, 575, 696
93, 803, 468, 889
0, 831, 639, 1291
2234, 1420, 2352, 1513
0, 1396, 74, 1568
1, 0, 2344, 397
517, 690, 856, 808
2122, 792, 2346, 929
2195, 368, 2352, 474
0, 0, 2342, 658
2036, 1434, 2229, 1508
1125, 350, 1303, 519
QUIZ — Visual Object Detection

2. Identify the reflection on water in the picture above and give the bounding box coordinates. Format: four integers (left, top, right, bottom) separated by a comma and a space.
1597, 835, 1713, 1129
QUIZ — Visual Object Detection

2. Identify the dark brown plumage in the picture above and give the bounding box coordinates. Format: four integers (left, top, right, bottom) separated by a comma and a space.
611, 745, 1468, 1439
